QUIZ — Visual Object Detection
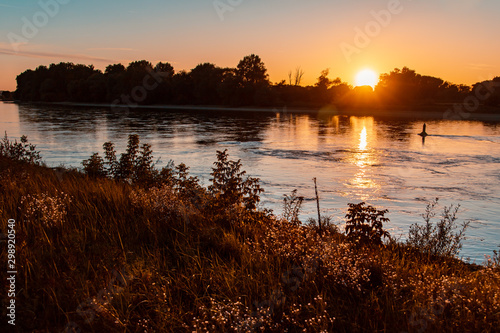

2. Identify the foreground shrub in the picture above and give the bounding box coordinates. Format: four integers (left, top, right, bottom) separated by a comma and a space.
208, 149, 263, 212
0, 132, 42, 165
282, 189, 304, 225
82, 134, 164, 185
345, 202, 390, 246
407, 198, 470, 257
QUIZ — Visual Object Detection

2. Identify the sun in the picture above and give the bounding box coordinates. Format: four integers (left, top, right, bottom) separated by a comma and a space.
355, 69, 379, 89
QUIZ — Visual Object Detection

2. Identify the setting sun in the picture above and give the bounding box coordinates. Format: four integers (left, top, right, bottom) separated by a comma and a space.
355, 69, 379, 88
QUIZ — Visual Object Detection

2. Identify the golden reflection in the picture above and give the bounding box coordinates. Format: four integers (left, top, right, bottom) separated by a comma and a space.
347, 120, 380, 194
269, 114, 318, 150
330, 116, 340, 132
359, 127, 367, 151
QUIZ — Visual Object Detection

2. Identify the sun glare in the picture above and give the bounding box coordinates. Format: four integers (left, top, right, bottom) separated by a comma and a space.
355, 69, 378, 88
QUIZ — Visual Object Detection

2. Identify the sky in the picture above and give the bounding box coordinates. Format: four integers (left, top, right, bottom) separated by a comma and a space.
0, 0, 499, 91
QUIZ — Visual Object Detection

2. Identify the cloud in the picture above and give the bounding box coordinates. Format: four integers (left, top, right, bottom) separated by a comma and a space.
0, 47, 114, 63
86, 47, 135, 51
468, 63, 495, 71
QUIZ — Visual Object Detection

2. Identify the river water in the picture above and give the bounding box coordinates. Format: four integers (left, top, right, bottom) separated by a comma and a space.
1, 102, 499, 262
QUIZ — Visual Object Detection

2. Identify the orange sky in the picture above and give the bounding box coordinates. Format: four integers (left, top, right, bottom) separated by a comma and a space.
1, 0, 499, 91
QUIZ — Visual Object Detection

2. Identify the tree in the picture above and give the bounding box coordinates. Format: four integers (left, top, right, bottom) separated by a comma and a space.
171, 70, 194, 104
87, 72, 107, 103
236, 54, 269, 85
315, 69, 333, 89
148, 62, 175, 104
314, 69, 340, 105
127, 60, 153, 72
190, 63, 224, 105
1, 91, 13, 100
288, 66, 304, 86
105, 64, 127, 103
124, 60, 155, 104
375, 67, 470, 105
217, 68, 244, 106
154, 62, 175, 78
376, 67, 421, 104
105, 63, 125, 75
472, 78, 500, 107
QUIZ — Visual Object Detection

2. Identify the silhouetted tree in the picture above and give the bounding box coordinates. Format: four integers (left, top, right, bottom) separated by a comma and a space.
123, 60, 155, 104
237, 54, 268, 85
234, 54, 270, 105
171, 70, 193, 105
146, 62, 175, 104
314, 69, 342, 105
13, 60, 493, 110
315, 69, 334, 90
104, 64, 127, 102
376, 67, 418, 104
154, 62, 174, 78
288, 66, 304, 86
473, 77, 500, 107
87, 72, 107, 103
190, 63, 224, 105
40, 78, 58, 102
374, 67, 467, 106
217, 68, 245, 106
105, 64, 125, 75
1, 91, 13, 100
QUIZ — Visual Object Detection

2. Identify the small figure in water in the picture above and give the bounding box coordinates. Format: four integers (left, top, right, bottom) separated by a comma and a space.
418, 123, 428, 137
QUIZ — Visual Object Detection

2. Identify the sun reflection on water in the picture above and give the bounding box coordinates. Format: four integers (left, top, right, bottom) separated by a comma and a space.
359, 127, 367, 151
347, 122, 380, 198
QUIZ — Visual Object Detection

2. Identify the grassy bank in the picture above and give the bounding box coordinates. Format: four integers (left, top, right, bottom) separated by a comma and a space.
1, 136, 499, 332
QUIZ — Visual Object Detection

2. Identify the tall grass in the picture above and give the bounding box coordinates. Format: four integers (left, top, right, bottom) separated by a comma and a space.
0, 135, 499, 332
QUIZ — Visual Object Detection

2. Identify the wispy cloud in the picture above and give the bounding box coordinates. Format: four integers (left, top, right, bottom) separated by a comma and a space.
87, 47, 135, 51
468, 63, 495, 71
0, 47, 114, 63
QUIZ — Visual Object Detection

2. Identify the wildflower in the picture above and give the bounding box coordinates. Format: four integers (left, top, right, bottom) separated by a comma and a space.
20, 191, 72, 227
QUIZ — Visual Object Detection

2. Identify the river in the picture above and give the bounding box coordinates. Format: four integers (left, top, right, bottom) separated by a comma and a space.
1, 102, 499, 262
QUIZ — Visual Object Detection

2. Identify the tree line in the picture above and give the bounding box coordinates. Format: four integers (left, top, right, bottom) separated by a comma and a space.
12, 54, 500, 109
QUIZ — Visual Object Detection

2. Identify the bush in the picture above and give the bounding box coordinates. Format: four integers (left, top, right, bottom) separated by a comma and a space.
208, 149, 263, 212
345, 202, 390, 246
82, 152, 106, 178
83, 134, 163, 185
407, 198, 469, 258
484, 246, 500, 270
0, 132, 42, 165
281, 189, 303, 225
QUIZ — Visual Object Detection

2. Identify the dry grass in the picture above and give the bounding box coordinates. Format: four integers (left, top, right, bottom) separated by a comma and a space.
1, 154, 499, 332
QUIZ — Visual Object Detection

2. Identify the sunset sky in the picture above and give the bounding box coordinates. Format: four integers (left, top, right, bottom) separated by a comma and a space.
1, 0, 499, 91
